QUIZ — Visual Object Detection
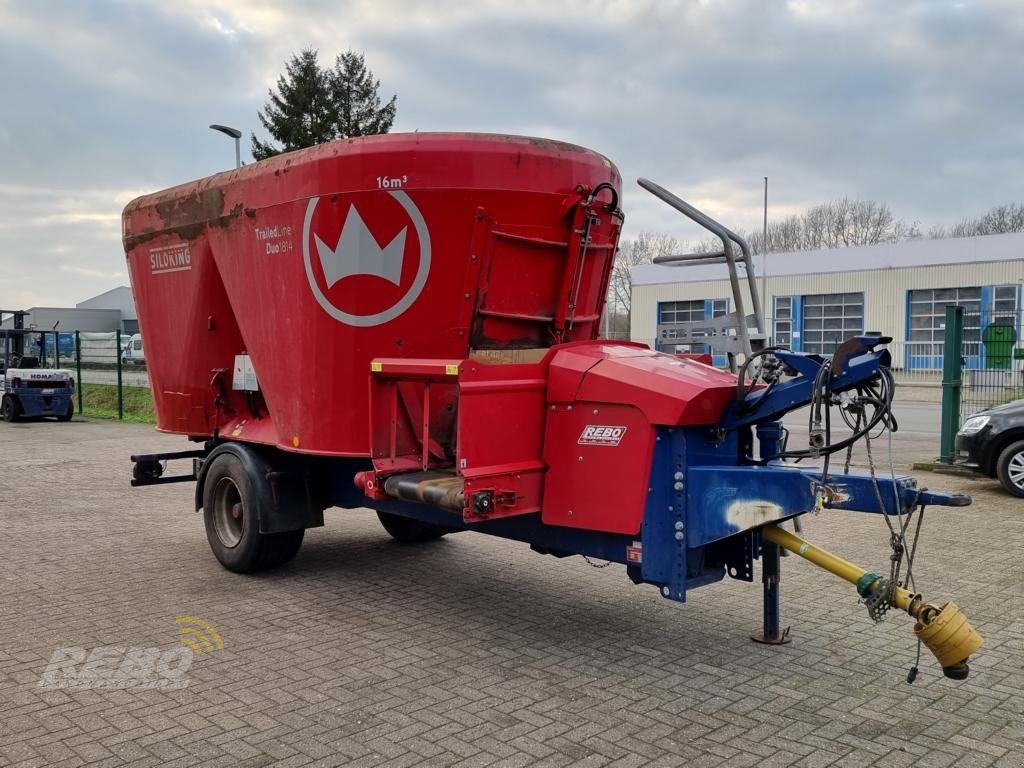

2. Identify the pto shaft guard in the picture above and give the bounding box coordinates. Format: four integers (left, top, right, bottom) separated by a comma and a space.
761, 525, 983, 679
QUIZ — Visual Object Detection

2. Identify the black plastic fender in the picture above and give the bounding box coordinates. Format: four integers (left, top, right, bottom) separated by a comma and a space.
194, 442, 324, 534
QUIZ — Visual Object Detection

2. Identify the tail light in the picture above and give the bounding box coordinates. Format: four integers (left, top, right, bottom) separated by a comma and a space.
68, 378, 75, 392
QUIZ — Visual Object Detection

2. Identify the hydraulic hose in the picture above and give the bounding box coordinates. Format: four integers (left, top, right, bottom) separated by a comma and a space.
768, 366, 897, 461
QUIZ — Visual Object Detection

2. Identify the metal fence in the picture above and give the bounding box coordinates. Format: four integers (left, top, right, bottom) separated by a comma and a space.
958, 311, 1024, 422
65, 331, 152, 421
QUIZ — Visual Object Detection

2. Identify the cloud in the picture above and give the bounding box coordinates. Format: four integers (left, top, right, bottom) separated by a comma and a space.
28, 212, 121, 226
59, 266, 128, 280
0, 0, 1021, 306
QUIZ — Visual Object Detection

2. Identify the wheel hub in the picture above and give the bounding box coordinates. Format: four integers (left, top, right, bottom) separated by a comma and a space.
212, 477, 244, 548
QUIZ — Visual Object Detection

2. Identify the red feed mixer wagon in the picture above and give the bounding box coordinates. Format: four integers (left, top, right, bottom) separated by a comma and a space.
124, 133, 982, 679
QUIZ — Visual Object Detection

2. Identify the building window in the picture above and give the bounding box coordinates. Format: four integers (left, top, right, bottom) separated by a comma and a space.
657, 299, 731, 355
993, 285, 1018, 317
773, 297, 792, 347
905, 285, 1021, 370
907, 287, 982, 346
658, 300, 705, 325
801, 292, 864, 355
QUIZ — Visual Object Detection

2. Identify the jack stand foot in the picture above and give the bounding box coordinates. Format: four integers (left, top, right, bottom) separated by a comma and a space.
751, 626, 792, 645
752, 538, 791, 645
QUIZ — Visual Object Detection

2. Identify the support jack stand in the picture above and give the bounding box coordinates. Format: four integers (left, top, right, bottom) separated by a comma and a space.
752, 539, 792, 645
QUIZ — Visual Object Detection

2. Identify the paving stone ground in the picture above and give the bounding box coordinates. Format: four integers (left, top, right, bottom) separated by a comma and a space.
0, 417, 1021, 767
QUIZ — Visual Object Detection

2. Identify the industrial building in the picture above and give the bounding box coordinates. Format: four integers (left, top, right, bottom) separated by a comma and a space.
0, 286, 138, 334
630, 231, 1024, 370
75, 286, 139, 334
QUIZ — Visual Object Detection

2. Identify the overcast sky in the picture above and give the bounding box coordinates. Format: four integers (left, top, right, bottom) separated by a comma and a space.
1, 0, 1021, 307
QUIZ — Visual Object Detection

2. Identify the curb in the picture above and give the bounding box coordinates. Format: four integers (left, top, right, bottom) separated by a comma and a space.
911, 461, 979, 477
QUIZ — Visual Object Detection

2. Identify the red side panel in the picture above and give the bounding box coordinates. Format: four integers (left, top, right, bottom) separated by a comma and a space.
541, 402, 653, 534
540, 341, 738, 534
456, 361, 548, 482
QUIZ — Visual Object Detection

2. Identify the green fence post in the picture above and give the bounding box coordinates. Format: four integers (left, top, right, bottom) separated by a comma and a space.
116, 329, 124, 420
75, 330, 83, 414
939, 305, 964, 463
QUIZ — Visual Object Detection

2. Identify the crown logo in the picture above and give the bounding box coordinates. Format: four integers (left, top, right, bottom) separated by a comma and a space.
315, 204, 407, 287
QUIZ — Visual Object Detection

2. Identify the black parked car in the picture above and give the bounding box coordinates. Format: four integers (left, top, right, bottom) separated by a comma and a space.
956, 398, 1024, 497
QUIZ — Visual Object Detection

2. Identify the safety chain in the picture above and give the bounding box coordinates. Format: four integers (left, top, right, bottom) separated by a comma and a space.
820, 370, 936, 681
832, 386, 926, 625
582, 555, 613, 569
864, 425, 927, 622
866, 431, 902, 618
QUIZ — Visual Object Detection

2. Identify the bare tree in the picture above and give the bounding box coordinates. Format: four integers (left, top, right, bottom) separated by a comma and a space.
693, 198, 920, 255
944, 202, 1024, 238
607, 232, 678, 335
676, 196, 1024, 264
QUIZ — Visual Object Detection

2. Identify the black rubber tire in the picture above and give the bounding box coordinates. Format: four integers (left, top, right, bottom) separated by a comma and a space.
995, 439, 1024, 498
202, 452, 304, 572
57, 401, 74, 422
1, 396, 19, 422
377, 511, 449, 543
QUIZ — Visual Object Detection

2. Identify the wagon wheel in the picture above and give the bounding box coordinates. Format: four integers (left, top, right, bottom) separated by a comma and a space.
201, 450, 304, 572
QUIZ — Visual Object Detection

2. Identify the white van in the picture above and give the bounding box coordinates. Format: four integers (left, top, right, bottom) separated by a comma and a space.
121, 334, 145, 366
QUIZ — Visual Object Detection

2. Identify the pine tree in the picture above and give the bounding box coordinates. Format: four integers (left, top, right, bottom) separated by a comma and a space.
331, 51, 397, 137
251, 49, 397, 161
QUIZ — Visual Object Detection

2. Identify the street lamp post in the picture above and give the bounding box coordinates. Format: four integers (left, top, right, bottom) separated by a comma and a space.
209, 124, 242, 169
762, 176, 768, 334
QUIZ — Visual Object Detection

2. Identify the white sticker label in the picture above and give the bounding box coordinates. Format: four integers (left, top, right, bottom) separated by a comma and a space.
149, 243, 192, 275
254, 223, 294, 255
578, 425, 628, 446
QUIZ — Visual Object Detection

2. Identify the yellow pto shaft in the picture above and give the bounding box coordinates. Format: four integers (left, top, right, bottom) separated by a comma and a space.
761, 524, 983, 679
